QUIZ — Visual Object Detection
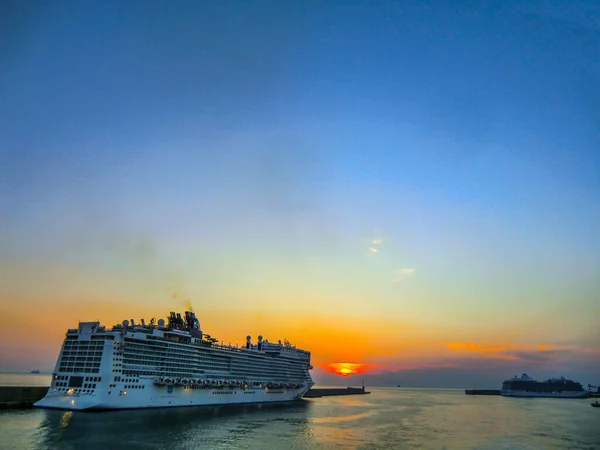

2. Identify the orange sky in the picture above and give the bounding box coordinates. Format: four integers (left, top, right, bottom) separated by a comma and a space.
1, 252, 599, 386
1, 284, 598, 386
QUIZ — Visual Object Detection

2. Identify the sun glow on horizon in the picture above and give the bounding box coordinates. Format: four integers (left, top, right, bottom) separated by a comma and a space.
324, 362, 372, 377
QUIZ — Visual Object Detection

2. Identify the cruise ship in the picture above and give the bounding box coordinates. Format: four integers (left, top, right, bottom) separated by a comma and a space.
34, 311, 314, 410
501, 373, 589, 399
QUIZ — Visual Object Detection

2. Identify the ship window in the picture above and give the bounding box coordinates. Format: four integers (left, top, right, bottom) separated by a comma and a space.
68, 376, 84, 388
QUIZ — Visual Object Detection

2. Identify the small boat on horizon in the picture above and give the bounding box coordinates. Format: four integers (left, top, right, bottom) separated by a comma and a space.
30, 370, 40, 374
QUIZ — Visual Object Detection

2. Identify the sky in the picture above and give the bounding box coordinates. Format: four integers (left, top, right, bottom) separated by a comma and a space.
1, 0, 599, 388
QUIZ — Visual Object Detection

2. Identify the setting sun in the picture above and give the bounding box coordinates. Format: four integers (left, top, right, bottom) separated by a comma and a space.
325, 362, 371, 377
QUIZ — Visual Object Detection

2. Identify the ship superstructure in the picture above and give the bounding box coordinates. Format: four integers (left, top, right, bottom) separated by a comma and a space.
34, 311, 314, 410
501, 373, 589, 399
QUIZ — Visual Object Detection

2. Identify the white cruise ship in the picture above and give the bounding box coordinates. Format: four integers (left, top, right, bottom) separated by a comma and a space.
34, 310, 314, 411
501, 373, 589, 399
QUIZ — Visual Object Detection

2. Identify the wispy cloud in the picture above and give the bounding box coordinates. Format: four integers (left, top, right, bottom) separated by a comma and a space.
367, 236, 384, 254
446, 342, 570, 362
393, 268, 417, 282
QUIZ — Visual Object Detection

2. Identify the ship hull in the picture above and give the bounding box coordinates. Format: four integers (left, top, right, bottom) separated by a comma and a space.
501, 390, 589, 399
34, 384, 313, 411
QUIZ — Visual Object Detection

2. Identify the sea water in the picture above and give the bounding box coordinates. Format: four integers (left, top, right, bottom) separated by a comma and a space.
1, 374, 598, 449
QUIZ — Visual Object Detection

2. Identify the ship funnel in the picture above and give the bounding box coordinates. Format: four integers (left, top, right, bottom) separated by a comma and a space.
246, 335, 251, 349
141, 319, 146, 326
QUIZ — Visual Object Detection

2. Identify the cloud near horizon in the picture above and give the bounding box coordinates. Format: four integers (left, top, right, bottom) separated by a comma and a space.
312, 353, 600, 389
446, 342, 578, 363
308, 338, 600, 386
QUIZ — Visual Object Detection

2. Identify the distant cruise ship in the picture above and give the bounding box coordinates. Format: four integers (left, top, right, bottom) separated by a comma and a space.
501, 374, 589, 399
34, 310, 314, 410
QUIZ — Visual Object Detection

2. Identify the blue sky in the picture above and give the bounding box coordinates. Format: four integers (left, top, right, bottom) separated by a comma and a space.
1, 0, 599, 385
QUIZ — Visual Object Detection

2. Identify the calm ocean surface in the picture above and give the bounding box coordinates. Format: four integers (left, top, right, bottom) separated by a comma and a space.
1, 374, 598, 449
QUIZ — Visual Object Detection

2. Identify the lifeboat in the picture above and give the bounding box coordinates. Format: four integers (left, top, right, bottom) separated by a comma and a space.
153, 377, 165, 385
181, 379, 190, 385
164, 378, 173, 385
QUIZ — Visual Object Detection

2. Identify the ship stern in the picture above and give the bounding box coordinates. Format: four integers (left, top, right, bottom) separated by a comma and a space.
34, 392, 104, 411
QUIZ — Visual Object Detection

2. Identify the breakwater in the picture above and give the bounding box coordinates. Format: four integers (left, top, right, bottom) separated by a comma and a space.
465, 389, 600, 398
0, 386, 47, 408
304, 386, 370, 398
465, 390, 501, 395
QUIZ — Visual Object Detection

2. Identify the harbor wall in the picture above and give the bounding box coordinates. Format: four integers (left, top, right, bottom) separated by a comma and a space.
465, 390, 501, 395
0, 386, 47, 409
464, 389, 600, 398
304, 386, 368, 398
